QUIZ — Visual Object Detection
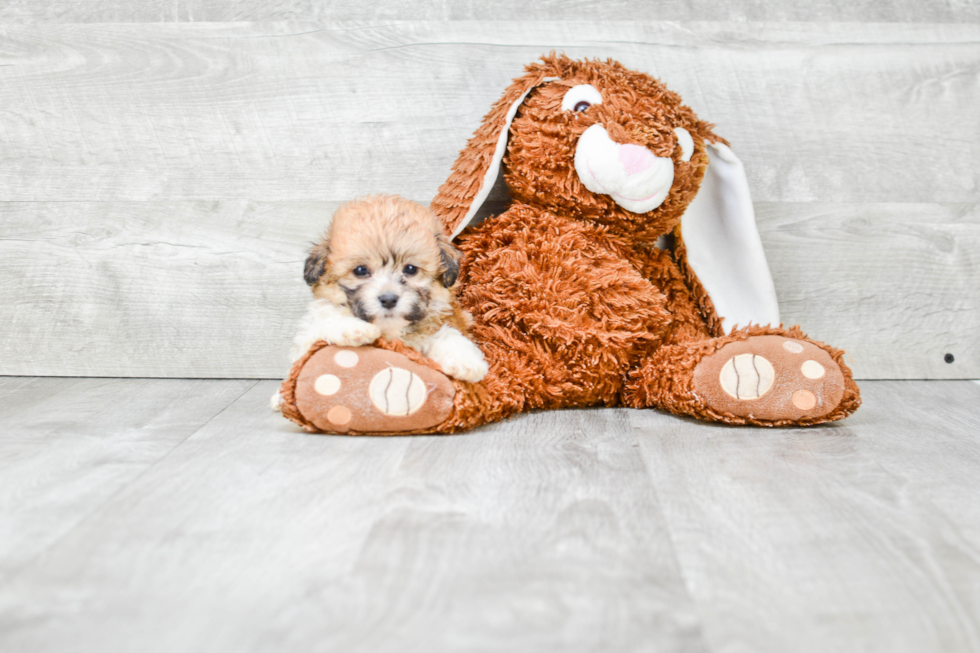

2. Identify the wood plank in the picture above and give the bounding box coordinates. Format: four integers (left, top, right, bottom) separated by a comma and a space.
2, 200, 975, 379
1, 21, 977, 379
0, 22, 976, 204
1, 1, 977, 23
0, 381, 705, 653
0, 376, 85, 415
0, 376, 255, 582
0, 201, 328, 378
631, 380, 980, 653
338, 408, 704, 651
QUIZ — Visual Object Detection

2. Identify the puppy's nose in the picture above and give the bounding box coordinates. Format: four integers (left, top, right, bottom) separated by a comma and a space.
378, 293, 399, 310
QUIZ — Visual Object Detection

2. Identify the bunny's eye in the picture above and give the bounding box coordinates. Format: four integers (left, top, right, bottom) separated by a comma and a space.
562, 84, 603, 112
674, 127, 694, 162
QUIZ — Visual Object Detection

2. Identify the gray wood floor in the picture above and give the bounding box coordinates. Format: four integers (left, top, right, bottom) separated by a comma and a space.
1, 377, 978, 652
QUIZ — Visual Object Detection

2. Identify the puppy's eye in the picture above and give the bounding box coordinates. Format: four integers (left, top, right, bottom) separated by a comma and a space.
403, 264, 419, 276
561, 84, 603, 112
353, 265, 371, 278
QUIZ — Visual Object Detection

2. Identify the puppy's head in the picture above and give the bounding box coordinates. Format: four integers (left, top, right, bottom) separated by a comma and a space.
305, 195, 460, 336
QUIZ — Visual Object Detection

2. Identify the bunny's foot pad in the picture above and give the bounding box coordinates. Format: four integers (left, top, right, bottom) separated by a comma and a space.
692, 335, 846, 422
293, 346, 455, 434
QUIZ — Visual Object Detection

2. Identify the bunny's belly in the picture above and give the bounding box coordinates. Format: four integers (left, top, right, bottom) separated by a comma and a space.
455, 205, 670, 409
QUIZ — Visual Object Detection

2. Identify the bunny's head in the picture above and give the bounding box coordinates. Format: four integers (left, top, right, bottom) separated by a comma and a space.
433, 53, 721, 242
432, 53, 782, 335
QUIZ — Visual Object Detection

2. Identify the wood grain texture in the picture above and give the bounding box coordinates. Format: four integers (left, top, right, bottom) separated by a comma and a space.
2, 201, 975, 378
1, 0, 978, 23
0, 201, 329, 378
1, 21, 977, 378
0, 22, 977, 203
0, 380, 705, 653
0, 378, 978, 651
632, 380, 980, 653
330, 408, 704, 652
763, 202, 979, 380
0, 377, 256, 582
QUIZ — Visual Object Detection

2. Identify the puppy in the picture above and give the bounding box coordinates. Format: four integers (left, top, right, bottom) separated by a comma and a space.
290, 194, 488, 383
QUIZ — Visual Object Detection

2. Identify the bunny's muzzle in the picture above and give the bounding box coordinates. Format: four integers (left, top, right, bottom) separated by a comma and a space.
574, 124, 688, 214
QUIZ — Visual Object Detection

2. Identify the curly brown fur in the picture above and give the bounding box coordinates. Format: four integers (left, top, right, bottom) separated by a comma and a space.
434, 53, 858, 428
457, 204, 671, 412
430, 54, 739, 423
672, 230, 726, 338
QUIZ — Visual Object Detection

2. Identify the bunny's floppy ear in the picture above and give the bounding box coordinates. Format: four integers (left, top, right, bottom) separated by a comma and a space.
431, 69, 560, 239
679, 141, 780, 334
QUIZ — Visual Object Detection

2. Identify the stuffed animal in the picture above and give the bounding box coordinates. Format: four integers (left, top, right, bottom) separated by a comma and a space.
279, 54, 861, 434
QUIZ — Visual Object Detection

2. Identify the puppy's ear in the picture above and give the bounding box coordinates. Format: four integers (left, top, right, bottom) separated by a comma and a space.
437, 235, 461, 288
303, 240, 330, 286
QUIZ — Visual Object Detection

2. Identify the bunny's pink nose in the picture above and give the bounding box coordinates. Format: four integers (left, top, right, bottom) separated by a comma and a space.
618, 143, 655, 176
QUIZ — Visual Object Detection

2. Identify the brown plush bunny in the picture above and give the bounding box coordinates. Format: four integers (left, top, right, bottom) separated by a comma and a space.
279, 54, 860, 434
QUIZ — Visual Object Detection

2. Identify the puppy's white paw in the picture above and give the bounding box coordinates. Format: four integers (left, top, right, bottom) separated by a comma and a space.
423, 325, 488, 382
437, 353, 489, 383
270, 390, 282, 412
290, 320, 380, 361
327, 318, 382, 347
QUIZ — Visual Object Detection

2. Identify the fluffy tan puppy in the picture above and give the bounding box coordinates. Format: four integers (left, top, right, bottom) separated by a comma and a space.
291, 195, 488, 382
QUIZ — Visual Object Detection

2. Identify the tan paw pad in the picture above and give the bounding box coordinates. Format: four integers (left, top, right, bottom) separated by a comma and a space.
800, 360, 825, 379
693, 335, 846, 422
369, 368, 427, 416
314, 374, 341, 396
783, 340, 804, 354
792, 390, 816, 410
326, 405, 352, 425
334, 350, 359, 368
719, 354, 774, 400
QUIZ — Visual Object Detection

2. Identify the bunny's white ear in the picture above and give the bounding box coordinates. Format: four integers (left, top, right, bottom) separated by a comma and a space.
680, 142, 780, 334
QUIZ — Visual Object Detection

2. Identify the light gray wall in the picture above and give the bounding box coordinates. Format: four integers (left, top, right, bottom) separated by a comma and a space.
2, 1, 978, 23
1, 9, 977, 379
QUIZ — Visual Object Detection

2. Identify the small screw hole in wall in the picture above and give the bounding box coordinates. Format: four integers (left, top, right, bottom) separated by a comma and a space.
944, 353, 955, 364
